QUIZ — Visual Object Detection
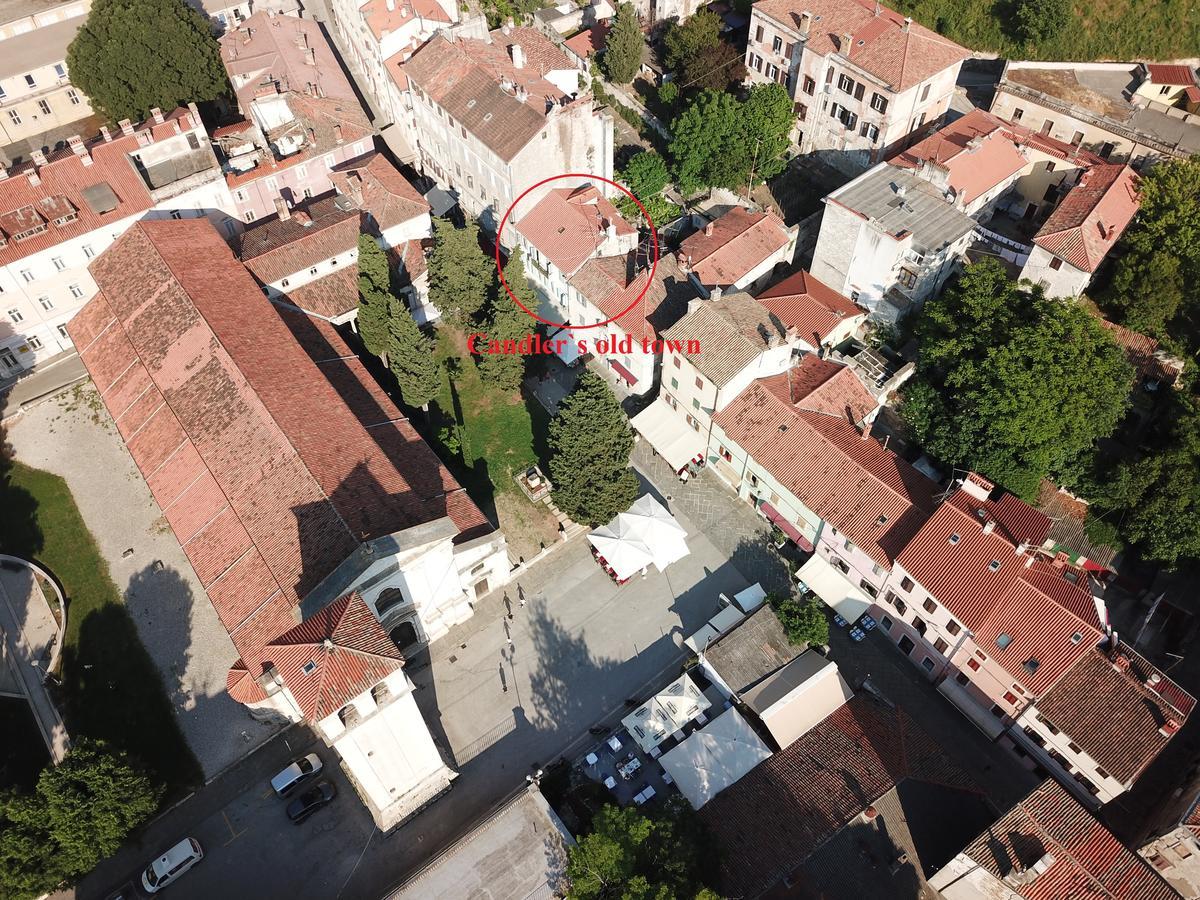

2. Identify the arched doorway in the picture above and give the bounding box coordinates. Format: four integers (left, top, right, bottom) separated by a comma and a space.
376, 587, 407, 616
390, 620, 419, 651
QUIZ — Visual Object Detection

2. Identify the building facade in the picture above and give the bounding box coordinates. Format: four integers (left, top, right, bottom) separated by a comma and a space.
744, 0, 968, 169
810, 162, 975, 322
0, 106, 236, 376
0, 0, 97, 154
394, 27, 614, 230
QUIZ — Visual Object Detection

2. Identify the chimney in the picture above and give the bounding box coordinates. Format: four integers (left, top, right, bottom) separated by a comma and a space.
516, 85, 529, 103
1025, 555, 1035, 568
902, 16, 912, 32
983, 519, 996, 534
274, 197, 291, 220
1161, 718, 1182, 737
799, 11, 811, 38
704, 220, 714, 236
511, 42, 525, 69
711, 285, 723, 302
386, 0, 394, 9
294, 209, 313, 227
307, 47, 317, 66
118, 118, 134, 136
100, 125, 112, 142
67, 135, 93, 166
841, 32, 853, 53
863, 805, 878, 821
151, 107, 164, 124
1114, 654, 1131, 673
31, 148, 47, 166
860, 416, 873, 441
334, 123, 344, 143
346, 172, 364, 206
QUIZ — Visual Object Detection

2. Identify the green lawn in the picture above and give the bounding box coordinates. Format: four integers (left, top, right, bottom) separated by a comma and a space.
0, 462, 201, 796
427, 329, 544, 502
893, 0, 1197, 62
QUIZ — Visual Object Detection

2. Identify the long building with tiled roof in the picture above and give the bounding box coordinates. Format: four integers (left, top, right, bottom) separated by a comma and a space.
677, 206, 796, 295
745, 0, 969, 163
0, 106, 238, 376
755, 268, 866, 351
933, 780, 1181, 900
68, 218, 508, 829
710, 373, 936, 566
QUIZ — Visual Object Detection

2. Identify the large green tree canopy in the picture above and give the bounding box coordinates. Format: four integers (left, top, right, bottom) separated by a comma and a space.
428, 217, 493, 327
67, 0, 229, 123
1104, 157, 1200, 342
901, 259, 1133, 500
669, 84, 791, 195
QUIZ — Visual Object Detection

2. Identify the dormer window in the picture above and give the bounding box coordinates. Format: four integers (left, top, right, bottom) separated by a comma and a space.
989, 560, 1001, 572
302, 660, 317, 675
949, 533, 961, 545
996, 633, 1012, 650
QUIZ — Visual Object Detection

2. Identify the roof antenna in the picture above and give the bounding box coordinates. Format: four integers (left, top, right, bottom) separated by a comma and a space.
874, 0, 880, 14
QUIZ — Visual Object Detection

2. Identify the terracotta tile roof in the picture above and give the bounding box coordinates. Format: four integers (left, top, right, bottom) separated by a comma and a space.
1033, 164, 1140, 273
1100, 319, 1183, 386
397, 28, 577, 163
362, 0, 451, 41
220, 12, 359, 108
760, 355, 875, 424
0, 108, 200, 267
755, 268, 865, 346
236, 194, 361, 284
713, 379, 937, 567
1147, 64, 1196, 86
331, 152, 429, 232
72, 217, 490, 591
1035, 642, 1194, 784
959, 780, 1180, 900
262, 593, 404, 720
891, 107, 1104, 206
569, 253, 694, 343
659, 293, 789, 387
284, 265, 360, 319
564, 22, 609, 59
896, 485, 1104, 695
700, 695, 983, 898
752, 0, 968, 92
515, 184, 635, 277
679, 207, 792, 288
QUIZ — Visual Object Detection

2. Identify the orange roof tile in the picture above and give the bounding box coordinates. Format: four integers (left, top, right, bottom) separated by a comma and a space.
713, 378, 937, 567
569, 253, 694, 342
1033, 164, 1139, 272
679, 206, 791, 288
753, 0, 968, 91
760, 355, 875, 423
755, 268, 864, 345
515, 184, 635, 276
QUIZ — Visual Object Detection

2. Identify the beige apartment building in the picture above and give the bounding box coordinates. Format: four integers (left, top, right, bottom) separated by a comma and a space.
744, 0, 968, 170
0, 0, 98, 157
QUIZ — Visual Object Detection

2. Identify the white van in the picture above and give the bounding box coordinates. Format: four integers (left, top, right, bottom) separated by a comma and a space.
141, 837, 203, 893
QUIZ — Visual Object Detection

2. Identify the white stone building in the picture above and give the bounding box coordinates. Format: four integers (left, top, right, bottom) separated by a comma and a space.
0, 106, 237, 377
0, 0, 96, 156
744, 0, 968, 170
809, 162, 975, 323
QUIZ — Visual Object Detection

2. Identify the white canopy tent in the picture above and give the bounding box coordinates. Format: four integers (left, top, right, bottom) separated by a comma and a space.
795, 554, 873, 623
588, 494, 690, 580
659, 707, 773, 809
631, 399, 706, 472
621, 673, 711, 753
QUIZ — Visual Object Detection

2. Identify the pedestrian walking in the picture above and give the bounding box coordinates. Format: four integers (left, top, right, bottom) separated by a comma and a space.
518, 582, 526, 607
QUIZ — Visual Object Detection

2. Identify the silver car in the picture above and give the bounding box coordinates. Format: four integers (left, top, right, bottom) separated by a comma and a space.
271, 753, 323, 796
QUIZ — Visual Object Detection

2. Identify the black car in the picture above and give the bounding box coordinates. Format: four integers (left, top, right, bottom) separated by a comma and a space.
286, 781, 337, 823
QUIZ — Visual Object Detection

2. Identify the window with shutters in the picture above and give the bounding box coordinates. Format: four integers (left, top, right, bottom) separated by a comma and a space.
755, 25, 763, 41
919, 83, 931, 102
934, 638, 948, 653
870, 92, 888, 113
854, 83, 864, 101
803, 75, 815, 94
837, 73, 855, 94
946, 620, 961, 635
772, 35, 782, 52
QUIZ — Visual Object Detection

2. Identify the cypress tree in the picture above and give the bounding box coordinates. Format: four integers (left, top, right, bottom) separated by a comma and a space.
387, 302, 440, 410
548, 371, 640, 525
479, 249, 536, 391
428, 217, 493, 327
356, 234, 392, 361
603, 3, 644, 85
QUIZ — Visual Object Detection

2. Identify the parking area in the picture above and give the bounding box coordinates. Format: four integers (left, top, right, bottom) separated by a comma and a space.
78, 728, 377, 900
6, 384, 280, 778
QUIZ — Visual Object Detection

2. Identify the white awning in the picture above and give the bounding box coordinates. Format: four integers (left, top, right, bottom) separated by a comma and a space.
660, 707, 773, 809
621, 673, 711, 753
684, 605, 746, 652
795, 554, 873, 622
631, 399, 706, 473
588, 494, 689, 580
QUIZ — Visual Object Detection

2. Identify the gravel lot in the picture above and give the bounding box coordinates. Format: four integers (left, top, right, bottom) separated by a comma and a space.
6, 383, 280, 777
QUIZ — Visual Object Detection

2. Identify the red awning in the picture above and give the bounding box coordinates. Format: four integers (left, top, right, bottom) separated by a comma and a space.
609, 358, 639, 386
759, 502, 814, 552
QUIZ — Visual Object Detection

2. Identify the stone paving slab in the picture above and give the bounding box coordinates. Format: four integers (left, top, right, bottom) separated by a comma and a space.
6, 384, 280, 777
